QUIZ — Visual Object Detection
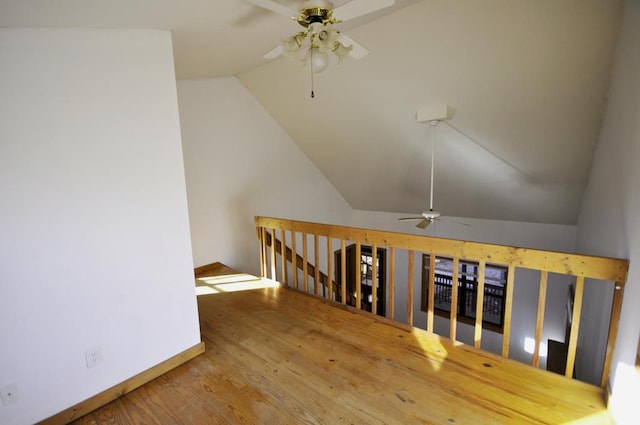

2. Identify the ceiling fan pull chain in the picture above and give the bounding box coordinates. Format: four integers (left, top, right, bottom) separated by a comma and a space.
310, 47, 315, 98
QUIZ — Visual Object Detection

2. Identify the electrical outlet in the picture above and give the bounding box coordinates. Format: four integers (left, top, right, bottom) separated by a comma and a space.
85, 346, 103, 368
0, 383, 19, 406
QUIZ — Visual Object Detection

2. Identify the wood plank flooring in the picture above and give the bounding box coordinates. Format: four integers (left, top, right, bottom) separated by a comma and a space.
72, 264, 612, 424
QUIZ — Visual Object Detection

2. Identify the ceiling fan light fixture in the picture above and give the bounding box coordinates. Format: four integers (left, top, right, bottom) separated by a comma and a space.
333, 41, 352, 63
306, 46, 329, 73
315, 27, 339, 53
283, 33, 304, 56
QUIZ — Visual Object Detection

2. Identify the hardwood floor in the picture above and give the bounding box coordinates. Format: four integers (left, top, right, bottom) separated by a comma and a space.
72, 264, 612, 424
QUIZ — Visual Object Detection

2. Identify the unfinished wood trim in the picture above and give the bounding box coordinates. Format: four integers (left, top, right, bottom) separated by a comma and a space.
566, 276, 585, 378
450, 257, 460, 341
341, 239, 347, 305
533, 271, 548, 368
255, 217, 628, 282
389, 247, 395, 320
427, 253, 436, 333
314, 234, 320, 296
372, 244, 378, 315
39, 342, 205, 425
407, 250, 414, 326
474, 261, 486, 349
502, 265, 516, 357
601, 281, 625, 388
355, 241, 362, 310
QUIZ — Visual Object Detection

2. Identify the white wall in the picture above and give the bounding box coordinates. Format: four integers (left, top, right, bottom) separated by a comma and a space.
177, 77, 353, 276
574, 0, 640, 422
0, 29, 201, 425
350, 210, 576, 368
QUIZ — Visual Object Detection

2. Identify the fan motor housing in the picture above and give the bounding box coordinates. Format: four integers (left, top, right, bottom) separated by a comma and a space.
297, 7, 335, 27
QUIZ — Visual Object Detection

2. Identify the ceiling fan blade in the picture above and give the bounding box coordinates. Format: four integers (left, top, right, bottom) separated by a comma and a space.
398, 216, 424, 221
336, 33, 369, 59
416, 219, 431, 229
264, 44, 284, 59
247, 0, 297, 17
440, 217, 471, 226
333, 0, 395, 21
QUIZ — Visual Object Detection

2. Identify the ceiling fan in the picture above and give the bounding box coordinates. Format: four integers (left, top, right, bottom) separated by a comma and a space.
248, 0, 395, 73
399, 119, 464, 230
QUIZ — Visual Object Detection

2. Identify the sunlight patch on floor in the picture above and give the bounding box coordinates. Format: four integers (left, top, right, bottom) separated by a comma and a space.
561, 410, 614, 424
412, 328, 449, 372
196, 273, 280, 296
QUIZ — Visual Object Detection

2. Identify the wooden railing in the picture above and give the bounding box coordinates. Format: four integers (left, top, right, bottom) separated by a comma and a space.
255, 216, 628, 388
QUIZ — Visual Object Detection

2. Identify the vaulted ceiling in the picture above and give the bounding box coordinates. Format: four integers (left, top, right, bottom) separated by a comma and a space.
1, 0, 624, 224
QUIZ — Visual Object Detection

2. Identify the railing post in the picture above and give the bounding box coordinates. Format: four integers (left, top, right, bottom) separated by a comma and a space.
450, 257, 460, 341
302, 233, 309, 293
292, 231, 298, 290
340, 239, 347, 305
407, 250, 414, 327
388, 247, 395, 320
280, 229, 288, 286
355, 241, 361, 310
327, 237, 333, 301
533, 271, 548, 368
371, 244, 378, 315
427, 253, 436, 333
566, 276, 585, 378
314, 234, 320, 296
501, 265, 516, 357
474, 261, 486, 349
600, 280, 625, 388
258, 226, 267, 278
269, 228, 276, 281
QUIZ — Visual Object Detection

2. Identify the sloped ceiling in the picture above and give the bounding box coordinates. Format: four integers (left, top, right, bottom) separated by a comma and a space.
0, 0, 624, 224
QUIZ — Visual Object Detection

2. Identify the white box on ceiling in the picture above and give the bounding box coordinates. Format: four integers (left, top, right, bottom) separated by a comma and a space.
416, 105, 451, 123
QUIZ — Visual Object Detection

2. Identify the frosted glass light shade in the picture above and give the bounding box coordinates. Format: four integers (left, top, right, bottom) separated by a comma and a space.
307, 47, 329, 73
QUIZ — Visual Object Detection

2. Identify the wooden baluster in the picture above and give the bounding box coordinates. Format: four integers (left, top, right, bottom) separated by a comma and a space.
533, 271, 548, 367
291, 231, 298, 290
501, 265, 516, 357
269, 228, 276, 281
388, 247, 395, 320
280, 229, 288, 286
260, 227, 267, 278
427, 253, 436, 333
341, 240, 347, 305
566, 276, 585, 378
256, 226, 262, 277
474, 260, 486, 349
450, 257, 460, 341
371, 244, 378, 315
314, 234, 320, 296
601, 281, 625, 388
407, 250, 414, 327
327, 237, 333, 301
302, 233, 309, 293
355, 242, 361, 310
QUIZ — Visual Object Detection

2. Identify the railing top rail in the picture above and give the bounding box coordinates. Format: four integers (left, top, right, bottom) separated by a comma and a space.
255, 216, 629, 283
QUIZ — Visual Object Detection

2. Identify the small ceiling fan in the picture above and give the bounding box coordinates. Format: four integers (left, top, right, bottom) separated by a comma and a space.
399, 119, 462, 230
248, 0, 395, 72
